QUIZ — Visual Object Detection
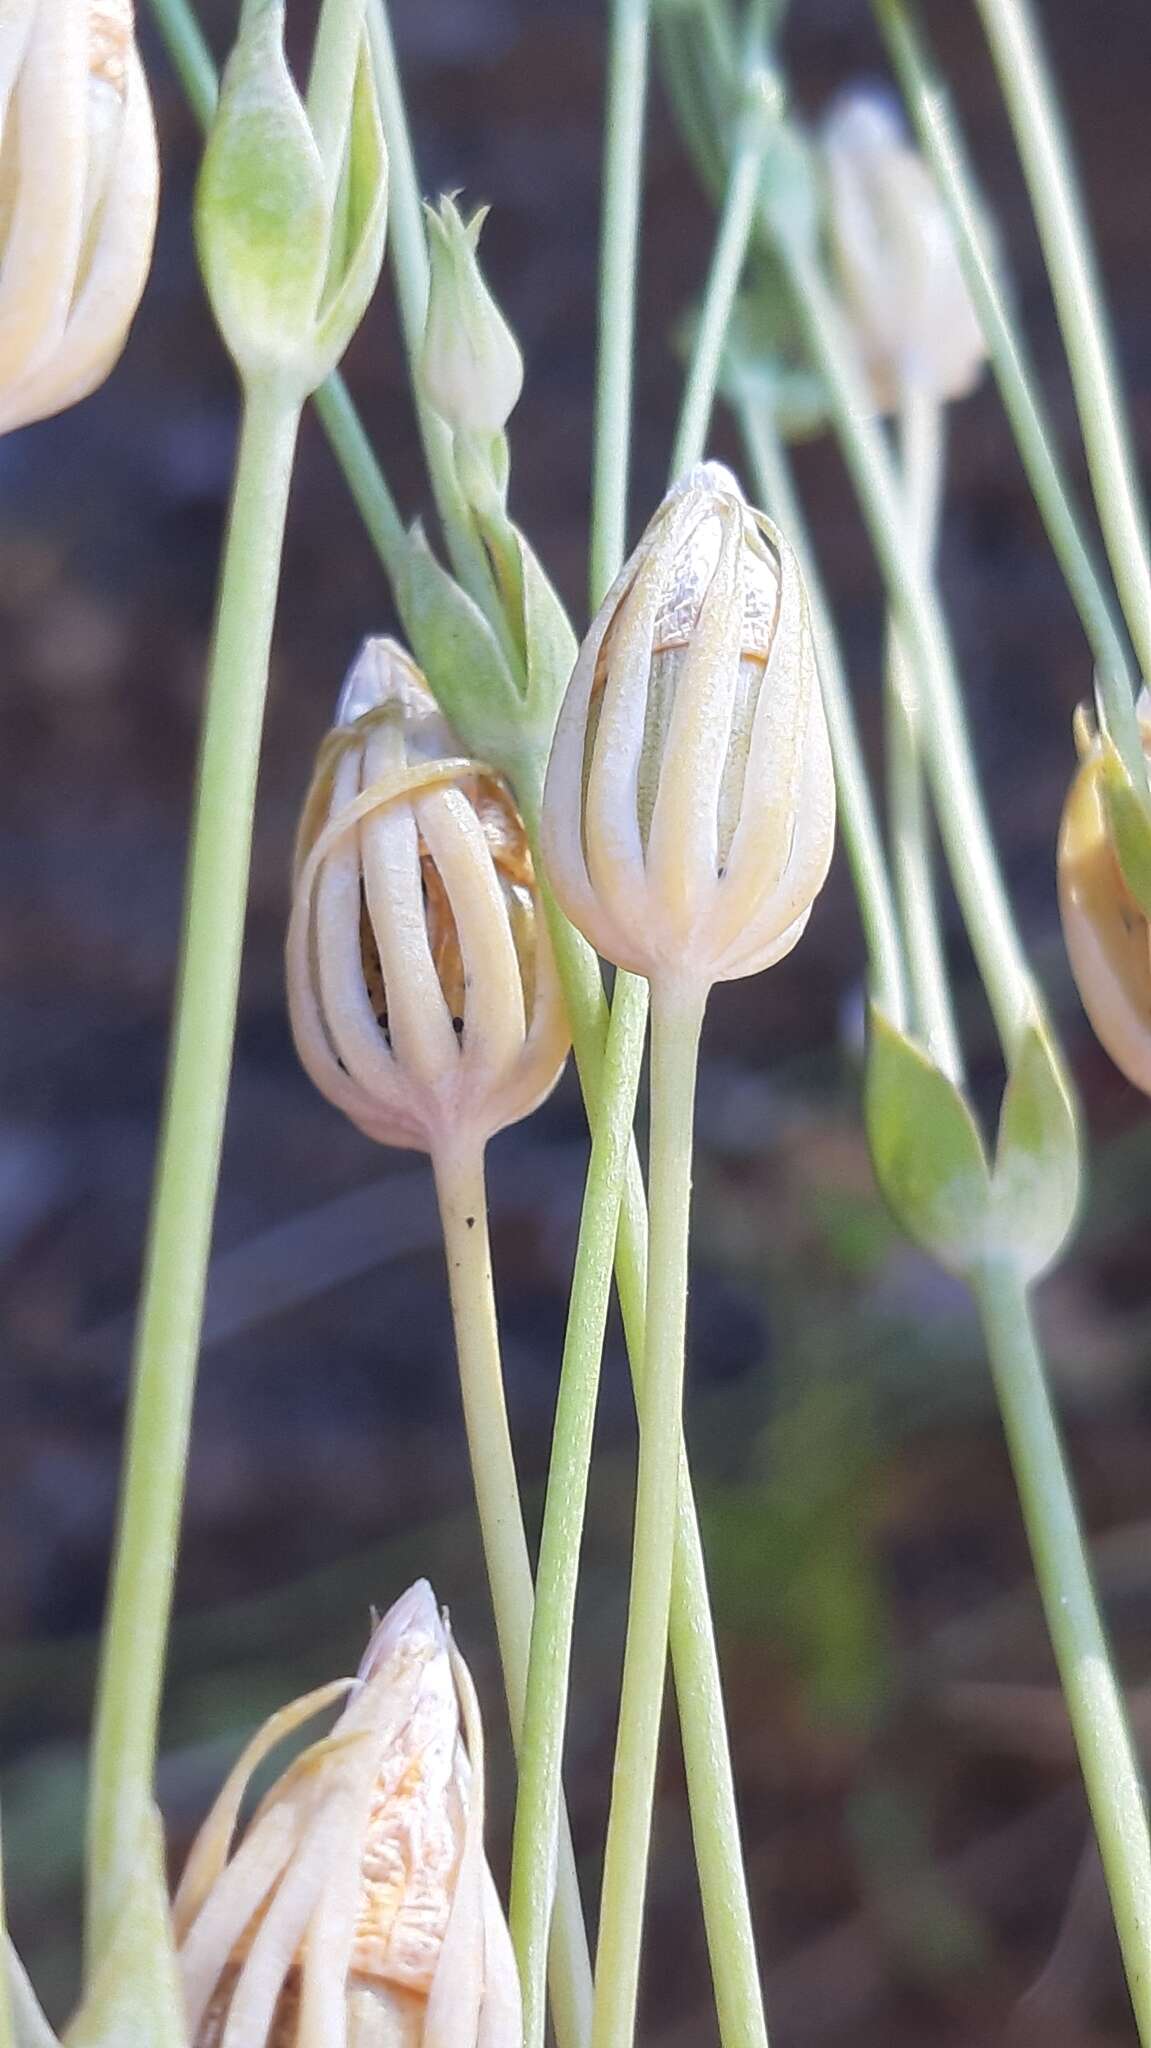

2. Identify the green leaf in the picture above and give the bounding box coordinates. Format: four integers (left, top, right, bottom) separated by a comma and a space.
195, 0, 329, 383
1098, 737, 1151, 919
991, 1018, 1081, 1281
399, 525, 526, 769
864, 1006, 990, 1273
63, 1808, 185, 2048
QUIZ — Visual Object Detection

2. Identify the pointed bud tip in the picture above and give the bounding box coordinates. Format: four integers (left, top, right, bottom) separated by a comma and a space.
358, 1578, 445, 1680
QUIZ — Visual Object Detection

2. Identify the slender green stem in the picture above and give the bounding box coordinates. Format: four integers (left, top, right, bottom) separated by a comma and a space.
738, 399, 907, 1028
670, 83, 770, 478
85, 382, 302, 1963
365, 0, 515, 656
146, 0, 216, 121
509, 972, 649, 2048
431, 1143, 594, 2048
871, 0, 1143, 779
592, 979, 706, 2048
590, 0, 652, 607
971, 0, 1151, 723
972, 1258, 1151, 2041
770, 226, 1033, 1055
312, 376, 409, 586
886, 383, 963, 1080
306, 0, 366, 190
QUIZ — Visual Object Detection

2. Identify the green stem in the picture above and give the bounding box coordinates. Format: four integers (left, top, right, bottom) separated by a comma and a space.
972, 1258, 1151, 2042
529, 819, 771, 2048
590, 0, 652, 607
365, 0, 515, 656
312, 375, 409, 587
738, 399, 907, 1028
509, 971, 650, 2048
85, 382, 302, 1963
970, 0, 1151, 727
771, 225, 1033, 1056
431, 1143, 594, 2048
670, 79, 770, 478
886, 383, 963, 1080
592, 978, 706, 2048
871, 0, 1143, 779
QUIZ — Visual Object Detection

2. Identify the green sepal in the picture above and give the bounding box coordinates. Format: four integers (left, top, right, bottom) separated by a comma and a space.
195, 0, 329, 385
716, 281, 829, 442
399, 524, 527, 770
864, 1005, 991, 1273
1098, 735, 1151, 918
759, 118, 823, 259
312, 38, 388, 381
519, 529, 578, 739
990, 1018, 1081, 1281
63, 1808, 184, 2048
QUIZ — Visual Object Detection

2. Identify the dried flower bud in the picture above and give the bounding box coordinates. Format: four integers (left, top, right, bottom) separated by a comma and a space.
420, 197, 523, 437
1058, 699, 1151, 1096
820, 88, 985, 410
287, 637, 569, 1154
0, 0, 159, 434
541, 463, 835, 992
176, 1581, 522, 2048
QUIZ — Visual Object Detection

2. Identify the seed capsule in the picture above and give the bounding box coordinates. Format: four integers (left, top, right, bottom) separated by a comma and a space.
176, 1582, 521, 2048
0, 0, 159, 434
541, 463, 835, 993
287, 637, 569, 1154
820, 88, 985, 411
1058, 700, 1151, 1096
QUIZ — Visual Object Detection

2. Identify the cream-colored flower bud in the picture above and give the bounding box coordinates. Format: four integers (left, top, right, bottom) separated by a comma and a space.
420, 196, 523, 437
541, 463, 835, 992
820, 88, 985, 410
176, 1581, 522, 2048
287, 637, 569, 1154
0, 0, 159, 434
1058, 698, 1151, 1096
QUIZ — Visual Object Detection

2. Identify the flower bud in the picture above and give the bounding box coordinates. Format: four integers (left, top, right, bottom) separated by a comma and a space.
420, 197, 523, 437
196, 0, 387, 392
541, 463, 835, 991
0, 0, 159, 434
176, 1581, 522, 2048
819, 88, 985, 411
287, 637, 569, 1154
1058, 699, 1151, 1096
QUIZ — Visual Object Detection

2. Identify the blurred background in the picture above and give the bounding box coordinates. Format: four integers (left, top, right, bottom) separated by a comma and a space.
2, 0, 1150, 2040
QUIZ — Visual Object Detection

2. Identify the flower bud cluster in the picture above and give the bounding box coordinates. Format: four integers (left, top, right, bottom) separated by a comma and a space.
541, 463, 835, 993
287, 638, 569, 1155
820, 88, 985, 411
0, 0, 159, 433
1058, 694, 1151, 1096
176, 1581, 521, 2048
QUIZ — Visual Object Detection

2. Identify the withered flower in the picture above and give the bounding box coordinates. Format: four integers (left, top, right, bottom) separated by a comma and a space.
541, 463, 835, 994
0, 0, 159, 434
176, 1581, 522, 2048
820, 88, 985, 411
1058, 698, 1151, 1096
287, 637, 569, 1154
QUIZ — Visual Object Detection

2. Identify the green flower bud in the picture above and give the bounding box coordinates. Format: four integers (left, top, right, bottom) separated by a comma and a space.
820, 88, 986, 411
196, 0, 386, 392
420, 196, 523, 437
541, 463, 835, 994
286, 638, 569, 1155
0, 0, 159, 434
177, 1582, 522, 2048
